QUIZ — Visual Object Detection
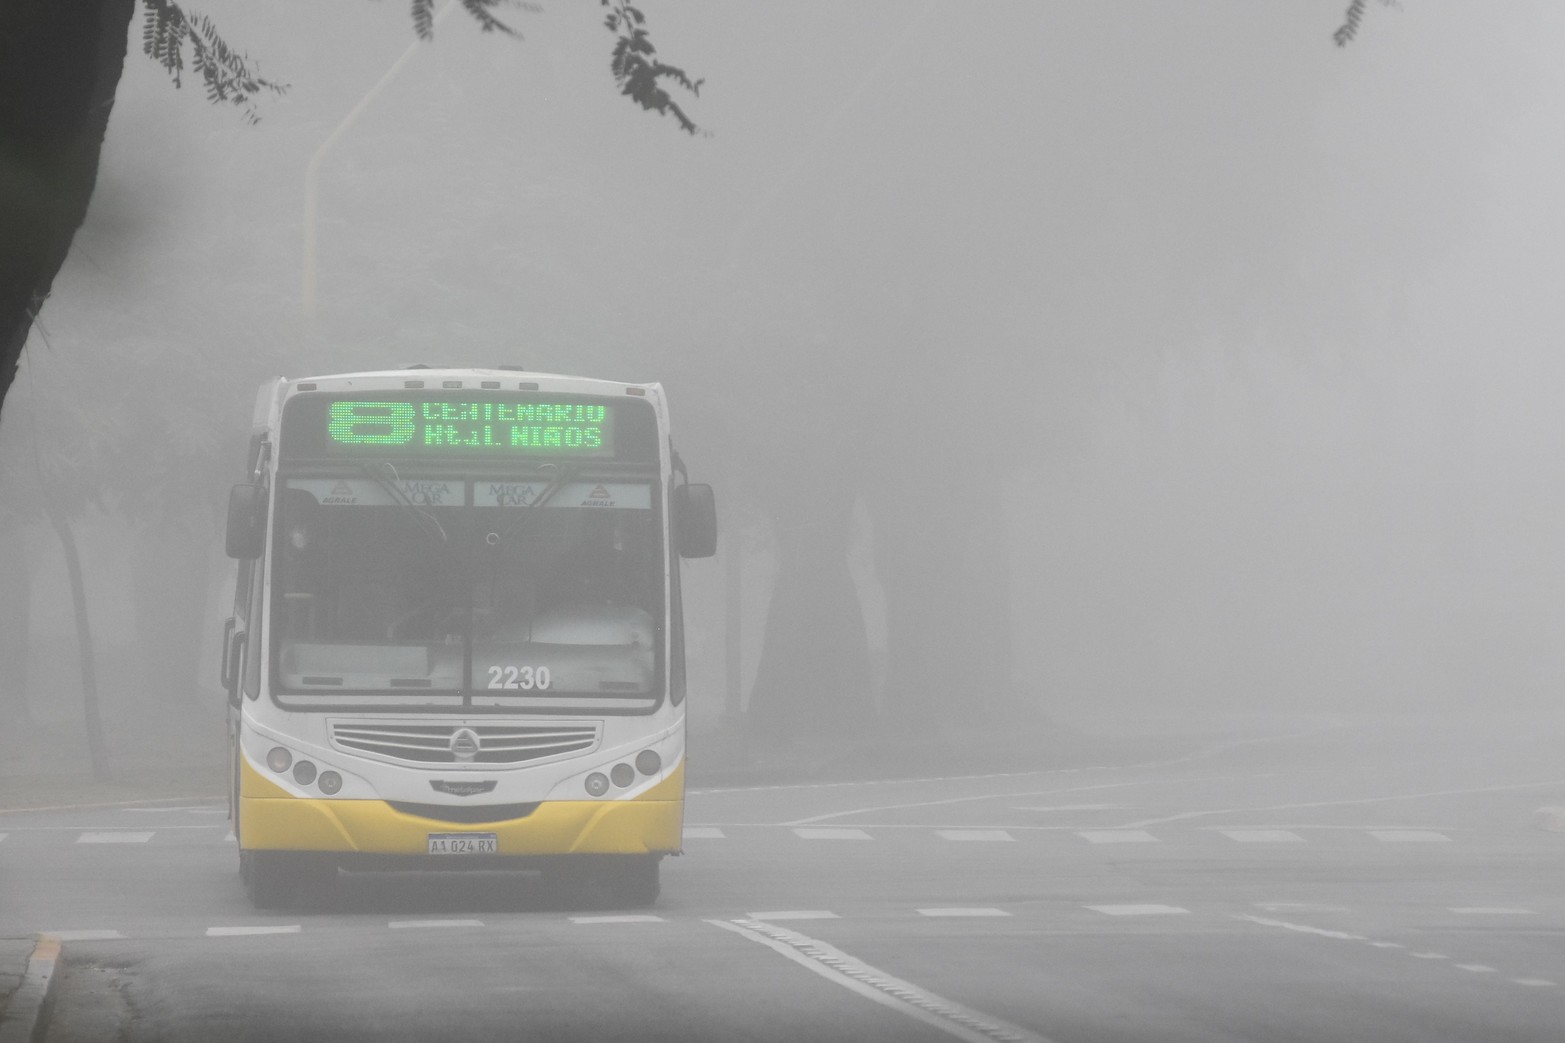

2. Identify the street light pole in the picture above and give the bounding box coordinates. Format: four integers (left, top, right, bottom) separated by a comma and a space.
302, 1, 460, 318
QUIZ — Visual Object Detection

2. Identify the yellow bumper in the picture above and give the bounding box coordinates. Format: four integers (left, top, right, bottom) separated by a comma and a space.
239, 758, 685, 856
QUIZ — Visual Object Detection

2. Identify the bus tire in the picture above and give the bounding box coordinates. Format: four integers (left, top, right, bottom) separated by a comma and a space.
242, 851, 336, 910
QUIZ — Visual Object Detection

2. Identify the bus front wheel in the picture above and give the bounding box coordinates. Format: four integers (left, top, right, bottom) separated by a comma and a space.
241, 850, 336, 910
549, 855, 660, 909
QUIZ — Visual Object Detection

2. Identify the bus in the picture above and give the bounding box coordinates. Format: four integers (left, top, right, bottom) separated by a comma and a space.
220, 368, 715, 909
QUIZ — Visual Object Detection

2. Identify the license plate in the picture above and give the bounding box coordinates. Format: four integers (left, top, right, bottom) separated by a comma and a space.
427, 832, 498, 855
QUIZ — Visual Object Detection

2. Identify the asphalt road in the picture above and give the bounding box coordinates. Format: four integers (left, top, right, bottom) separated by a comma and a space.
7, 714, 1565, 1043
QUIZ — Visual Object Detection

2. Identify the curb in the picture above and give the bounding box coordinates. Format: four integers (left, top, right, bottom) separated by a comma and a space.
0, 936, 60, 1043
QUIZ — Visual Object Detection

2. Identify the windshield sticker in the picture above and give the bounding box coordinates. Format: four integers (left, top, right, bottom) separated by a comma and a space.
285, 478, 467, 507
472, 482, 651, 509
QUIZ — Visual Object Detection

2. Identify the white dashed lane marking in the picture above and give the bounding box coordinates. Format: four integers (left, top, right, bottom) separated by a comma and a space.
207, 925, 301, 937
1450, 907, 1536, 915
793, 828, 872, 840
569, 915, 665, 924
918, 908, 1011, 918
1088, 904, 1190, 917
1456, 964, 1500, 974
1077, 830, 1159, 844
1369, 830, 1451, 843
77, 832, 153, 844
388, 919, 484, 929
682, 826, 726, 839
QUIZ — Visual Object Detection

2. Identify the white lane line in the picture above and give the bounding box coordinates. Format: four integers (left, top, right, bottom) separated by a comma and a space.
1220, 830, 1304, 843
570, 915, 664, 924
683, 826, 726, 839
1368, 942, 1404, 949
747, 910, 839, 921
1512, 979, 1557, 988
1088, 904, 1189, 917
388, 919, 484, 929
1121, 778, 1565, 829
206, 925, 301, 937
1409, 952, 1449, 960
936, 830, 1014, 842
793, 827, 872, 840
41, 930, 124, 941
1450, 907, 1535, 916
781, 779, 1152, 827
1236, 915, 1364, 941
918, 908, 1011, 918
1077, 830, 1158, 844
1369, 830, 1451, 843
77, 832, 153, 844
710, 918, 1055, 1043
1456, 964, 1499, 974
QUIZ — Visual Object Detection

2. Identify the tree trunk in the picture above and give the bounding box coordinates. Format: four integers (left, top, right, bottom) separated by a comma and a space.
0, 525, 33, 724
745, 476, 877, 744
869, 471, 1017, 734
0, 0, 137, 421
42, 503, 110, 780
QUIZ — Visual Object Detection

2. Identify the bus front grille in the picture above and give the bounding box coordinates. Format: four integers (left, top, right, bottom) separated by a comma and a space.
329, 721, 601, 766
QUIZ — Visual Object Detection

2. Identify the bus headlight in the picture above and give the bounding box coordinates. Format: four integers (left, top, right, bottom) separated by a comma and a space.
293, 761, 317, 786
584, 772, 610, 797
610, 763, 635, 788
266, 747, 292, 773
635, 750, 662, 776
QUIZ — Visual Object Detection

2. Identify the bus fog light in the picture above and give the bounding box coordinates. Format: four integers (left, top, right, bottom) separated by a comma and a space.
266, 747, 292, 773
635, 750, 662, 776
318, 771, 342, 795
585, 772, 610, 797
610, 763, 635, 788
293, 761, 317, 785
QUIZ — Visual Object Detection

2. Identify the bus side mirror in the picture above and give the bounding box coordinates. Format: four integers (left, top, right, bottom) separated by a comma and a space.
673, 483, 716, 559
226, 484, 267, 559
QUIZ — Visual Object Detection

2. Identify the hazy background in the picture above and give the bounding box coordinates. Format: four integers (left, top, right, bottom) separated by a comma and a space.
4, 0, 1565, 779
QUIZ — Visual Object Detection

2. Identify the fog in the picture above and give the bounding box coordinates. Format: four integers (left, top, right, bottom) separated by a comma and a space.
5, 0, 1565, 781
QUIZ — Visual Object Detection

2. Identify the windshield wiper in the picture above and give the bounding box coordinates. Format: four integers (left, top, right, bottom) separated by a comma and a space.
361, 461, 448, 543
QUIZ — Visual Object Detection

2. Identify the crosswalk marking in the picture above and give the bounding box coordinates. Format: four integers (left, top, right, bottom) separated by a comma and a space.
1078, 830, 1159, 844
1221, 830, 1304, 843
935, 829, 1014, 842
206, 925, 301, 936
1088, 904, 1189, 917
683, 826, 726, 839
793, 827, 872, 840
917, 907, 1011, 918
1369, 830, 1451, 843
77, 832, 153, 844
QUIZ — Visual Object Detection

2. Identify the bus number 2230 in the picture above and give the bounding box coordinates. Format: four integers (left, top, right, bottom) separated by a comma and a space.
487, 665, 551, 690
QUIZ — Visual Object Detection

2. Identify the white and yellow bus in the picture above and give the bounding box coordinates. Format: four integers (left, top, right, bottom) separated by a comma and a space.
220, 368, 715, 909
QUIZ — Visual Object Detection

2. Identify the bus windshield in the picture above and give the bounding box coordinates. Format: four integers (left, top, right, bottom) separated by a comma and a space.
270, 472, 662, 710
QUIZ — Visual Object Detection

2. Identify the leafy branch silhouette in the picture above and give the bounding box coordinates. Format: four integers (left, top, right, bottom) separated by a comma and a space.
601, 0, 705, 135
1334, 0, 1402, 47
141, 0, 288, 124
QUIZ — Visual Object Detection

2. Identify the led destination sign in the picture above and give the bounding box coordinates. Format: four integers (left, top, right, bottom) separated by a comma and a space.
328, 400, 611, 452
280, 392, 654, 462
